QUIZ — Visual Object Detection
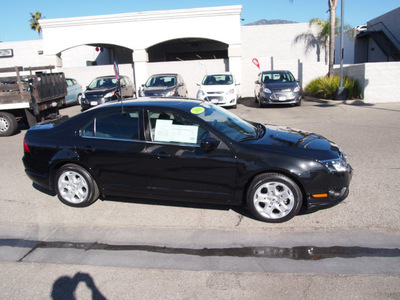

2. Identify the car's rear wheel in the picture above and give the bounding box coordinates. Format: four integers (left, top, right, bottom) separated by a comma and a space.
0, 112, 18, 136
246, 173, 302, 222
55, 164, 100, 207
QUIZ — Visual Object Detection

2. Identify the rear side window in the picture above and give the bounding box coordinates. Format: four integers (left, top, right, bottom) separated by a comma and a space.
81, 111, 140, 140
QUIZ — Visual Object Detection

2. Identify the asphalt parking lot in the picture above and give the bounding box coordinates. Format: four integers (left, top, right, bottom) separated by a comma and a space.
1, 97, 400, 299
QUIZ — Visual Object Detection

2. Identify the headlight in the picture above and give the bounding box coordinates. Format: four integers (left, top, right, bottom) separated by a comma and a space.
320, 156, 348, 172
293, 86, 300, 93
81, 94, 86, 99
104, 91, 115, 98
262, 87, 272, 93
226, 89, 235, 95
140, 90, 145, 97
165, 89, 176, 97
197, 90, 205, 99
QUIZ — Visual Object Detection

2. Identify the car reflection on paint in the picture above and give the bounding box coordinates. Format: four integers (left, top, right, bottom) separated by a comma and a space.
23, 98, 352, 223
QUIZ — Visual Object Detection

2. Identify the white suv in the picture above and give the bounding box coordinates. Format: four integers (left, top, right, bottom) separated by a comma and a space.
196, 73, 240, 108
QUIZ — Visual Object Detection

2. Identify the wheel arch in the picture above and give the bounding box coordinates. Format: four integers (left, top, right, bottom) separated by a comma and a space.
242, 168, 307, 207
49, 159, 102, 197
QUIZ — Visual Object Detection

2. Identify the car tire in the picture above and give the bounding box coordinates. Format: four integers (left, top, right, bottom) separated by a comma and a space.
55, 164, 100, 207
0, 112, 18, 136
246, 173, 303, 223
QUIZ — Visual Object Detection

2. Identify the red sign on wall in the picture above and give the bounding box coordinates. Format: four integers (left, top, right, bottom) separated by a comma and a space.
252, 58, 260, 69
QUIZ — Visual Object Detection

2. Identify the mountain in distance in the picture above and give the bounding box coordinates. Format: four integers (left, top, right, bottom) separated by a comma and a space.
245, 19, 298, 26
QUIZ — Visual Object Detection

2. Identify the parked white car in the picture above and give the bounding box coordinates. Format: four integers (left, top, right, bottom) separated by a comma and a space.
196, 73, 240, 108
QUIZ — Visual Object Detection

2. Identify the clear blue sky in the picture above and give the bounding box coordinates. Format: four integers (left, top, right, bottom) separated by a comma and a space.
1, 0, 399, 42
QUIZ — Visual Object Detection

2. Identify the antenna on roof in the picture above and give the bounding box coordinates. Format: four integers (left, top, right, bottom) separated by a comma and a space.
114, 59, 125, 114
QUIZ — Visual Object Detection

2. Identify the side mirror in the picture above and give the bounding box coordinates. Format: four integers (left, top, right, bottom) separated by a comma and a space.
200, 138, 220, 151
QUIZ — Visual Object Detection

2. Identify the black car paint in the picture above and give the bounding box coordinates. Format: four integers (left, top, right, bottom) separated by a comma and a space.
23, 99, 352, 212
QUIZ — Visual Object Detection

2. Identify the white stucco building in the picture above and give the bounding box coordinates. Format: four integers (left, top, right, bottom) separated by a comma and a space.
1, 5, 399, 102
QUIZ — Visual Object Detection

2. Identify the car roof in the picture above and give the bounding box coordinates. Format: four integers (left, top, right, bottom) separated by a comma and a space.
204, 72, 232, 76
93, 75, 127, 80
149, 73, 179, 77
96, 98, 203, 111
262, 70, 292, 74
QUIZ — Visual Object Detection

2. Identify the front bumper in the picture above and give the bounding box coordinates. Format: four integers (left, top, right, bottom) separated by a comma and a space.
307, 163, 353, 210
81, 97, 110, 110
260, 92, 301, 105
203, 95, 237, 107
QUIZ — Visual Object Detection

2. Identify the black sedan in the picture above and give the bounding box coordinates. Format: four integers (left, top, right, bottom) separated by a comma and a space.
254, 70, 302, 107
23, 99, 352, 223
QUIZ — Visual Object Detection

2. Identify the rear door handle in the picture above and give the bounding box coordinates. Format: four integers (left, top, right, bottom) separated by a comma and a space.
82, 145, 95, 153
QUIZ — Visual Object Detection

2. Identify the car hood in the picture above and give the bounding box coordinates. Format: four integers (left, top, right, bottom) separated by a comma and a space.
200, 84, 235, 92
251, 124, 342, 161
84, 87, 116, 96
143, 86, 176, 92
264, 82, 297, 90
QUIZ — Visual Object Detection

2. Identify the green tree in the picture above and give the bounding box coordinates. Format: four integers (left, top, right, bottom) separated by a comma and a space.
29, 12, 45, 39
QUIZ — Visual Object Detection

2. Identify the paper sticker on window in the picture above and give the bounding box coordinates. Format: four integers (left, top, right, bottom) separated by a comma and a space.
154, 119, 199, 144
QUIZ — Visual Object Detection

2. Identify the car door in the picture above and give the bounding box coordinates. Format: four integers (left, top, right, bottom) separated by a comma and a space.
76, 108, 151, 198
145, 109, 237, 204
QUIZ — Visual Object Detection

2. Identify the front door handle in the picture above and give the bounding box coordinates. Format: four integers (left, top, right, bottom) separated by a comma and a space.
156, 152, 170, 159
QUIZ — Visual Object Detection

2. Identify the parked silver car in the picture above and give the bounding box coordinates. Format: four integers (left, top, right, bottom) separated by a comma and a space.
139, 73, 187, 98
254, 70, 302, 107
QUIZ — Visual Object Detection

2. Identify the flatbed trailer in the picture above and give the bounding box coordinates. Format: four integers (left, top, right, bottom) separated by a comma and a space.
0, 65, 67, 136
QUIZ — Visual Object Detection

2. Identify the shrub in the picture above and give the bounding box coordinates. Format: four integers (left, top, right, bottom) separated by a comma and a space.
305, 75, 362, 100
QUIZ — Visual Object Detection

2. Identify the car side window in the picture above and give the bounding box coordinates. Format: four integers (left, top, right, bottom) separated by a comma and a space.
81, 111, 140, 140
148, 110, 209, 145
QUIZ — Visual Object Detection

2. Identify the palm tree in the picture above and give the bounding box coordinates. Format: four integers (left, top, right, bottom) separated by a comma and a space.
29, 12, 45, 39
328, 0, 338, 77
291, 0, 338, 76
294, 17, 353, 66
293, 18, 330, 64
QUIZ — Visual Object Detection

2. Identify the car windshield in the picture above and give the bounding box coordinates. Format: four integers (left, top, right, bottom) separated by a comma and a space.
262, 72, 295, 83
192, 103, 258, 142
146, 76, 177, 87
88, 78, 118, 89
202, 74, 234, 85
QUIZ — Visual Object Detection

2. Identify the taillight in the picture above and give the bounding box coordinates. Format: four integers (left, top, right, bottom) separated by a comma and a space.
23, 138, 30, 153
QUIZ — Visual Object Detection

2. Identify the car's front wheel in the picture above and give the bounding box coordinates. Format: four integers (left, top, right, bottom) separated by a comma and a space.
55, 164, 100, 207
246, 173, 302, 222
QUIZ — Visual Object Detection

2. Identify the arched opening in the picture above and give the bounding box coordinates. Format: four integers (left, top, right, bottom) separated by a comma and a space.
147, 38, 228, 62
60, 44, 133, 68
